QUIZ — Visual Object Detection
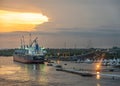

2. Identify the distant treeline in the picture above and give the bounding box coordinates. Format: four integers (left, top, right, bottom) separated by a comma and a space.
46, 48, 95, 57
0, 49, 15, 56
0, 48, 91, 56
46, 48, 120, 59
0, 47, 120, 59
0, 48, 95, 56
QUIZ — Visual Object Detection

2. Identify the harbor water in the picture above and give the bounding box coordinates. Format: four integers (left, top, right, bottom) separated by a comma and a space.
0, 56, 120, 86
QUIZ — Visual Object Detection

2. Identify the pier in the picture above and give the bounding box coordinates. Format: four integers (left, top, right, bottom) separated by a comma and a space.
48, 61, 120, 79
56, 68, 95, 77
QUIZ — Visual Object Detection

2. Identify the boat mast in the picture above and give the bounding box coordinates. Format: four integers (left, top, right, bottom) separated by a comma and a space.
20, 38, 23, 49
29, 33, 32, 47
22, 36, 25, 49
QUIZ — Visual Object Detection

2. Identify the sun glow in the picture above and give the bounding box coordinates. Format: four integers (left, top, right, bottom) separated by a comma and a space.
0, 10, 49, 32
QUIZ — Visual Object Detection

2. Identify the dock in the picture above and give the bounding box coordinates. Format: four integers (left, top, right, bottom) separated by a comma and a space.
56, 68, 120, 79
56, 68, 95, 77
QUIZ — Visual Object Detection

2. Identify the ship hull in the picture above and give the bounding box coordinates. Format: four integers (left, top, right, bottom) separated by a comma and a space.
13, 54, 44, 64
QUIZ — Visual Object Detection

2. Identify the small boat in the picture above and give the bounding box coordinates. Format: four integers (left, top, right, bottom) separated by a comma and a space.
80, 73, 94, 77
13, 36, 47, 64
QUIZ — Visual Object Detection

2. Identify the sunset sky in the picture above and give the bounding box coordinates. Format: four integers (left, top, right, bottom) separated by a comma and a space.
0, 0, 120, 49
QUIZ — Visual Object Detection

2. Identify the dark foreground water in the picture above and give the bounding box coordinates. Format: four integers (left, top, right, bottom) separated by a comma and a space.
0, 56, 120, 86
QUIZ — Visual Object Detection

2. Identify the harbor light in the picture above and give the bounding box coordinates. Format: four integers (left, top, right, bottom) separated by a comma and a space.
96, 64, 101, 72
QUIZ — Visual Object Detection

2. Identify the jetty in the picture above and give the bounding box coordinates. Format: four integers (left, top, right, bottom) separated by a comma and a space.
56, 68, 95, 77
56, 68, 120, 79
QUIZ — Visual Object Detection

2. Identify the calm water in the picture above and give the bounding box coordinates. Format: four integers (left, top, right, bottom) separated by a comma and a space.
0, 56, 120, 86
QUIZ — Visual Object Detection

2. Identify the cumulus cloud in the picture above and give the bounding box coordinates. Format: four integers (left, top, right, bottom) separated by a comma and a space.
0, 10, 48, 32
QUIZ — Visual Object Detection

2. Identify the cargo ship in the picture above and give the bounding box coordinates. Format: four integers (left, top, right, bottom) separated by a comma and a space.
13, 36, 47, 64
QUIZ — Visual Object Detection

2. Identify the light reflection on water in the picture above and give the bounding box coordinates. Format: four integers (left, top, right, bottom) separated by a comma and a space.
13, 62, 48, 85
97, 83, 101, 86
96, 72, 101, 80
96, 74, 101, 80
0, 65, 21, 75
0, 57, 120, 86
29, 64, 47, 82
0, 57, 49, 85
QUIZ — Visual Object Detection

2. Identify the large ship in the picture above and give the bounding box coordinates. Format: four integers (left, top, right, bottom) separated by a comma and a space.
13, 36, 47, 64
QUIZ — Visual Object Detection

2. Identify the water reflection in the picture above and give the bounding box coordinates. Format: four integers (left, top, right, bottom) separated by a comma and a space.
56, 60, 60, 64
0, 59, 49, 85
96, 74, 100, 80
14, 62, 48, 85
0, 65, 21, 75
96, 72, 101, 80
26, 64, 41, 81
1, 57, 119, 86
97, 83, 101, 86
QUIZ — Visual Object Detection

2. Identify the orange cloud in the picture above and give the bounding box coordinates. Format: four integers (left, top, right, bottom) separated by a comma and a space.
0, 10, 49, 32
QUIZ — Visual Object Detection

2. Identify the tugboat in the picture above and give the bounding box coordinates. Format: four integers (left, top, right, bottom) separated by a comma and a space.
13, 36, 47, 64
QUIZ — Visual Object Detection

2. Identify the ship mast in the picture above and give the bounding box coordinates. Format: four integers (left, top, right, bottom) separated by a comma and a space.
22, 36, 25, 49
20, 38, 23, 49
29, 33, 32, 47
